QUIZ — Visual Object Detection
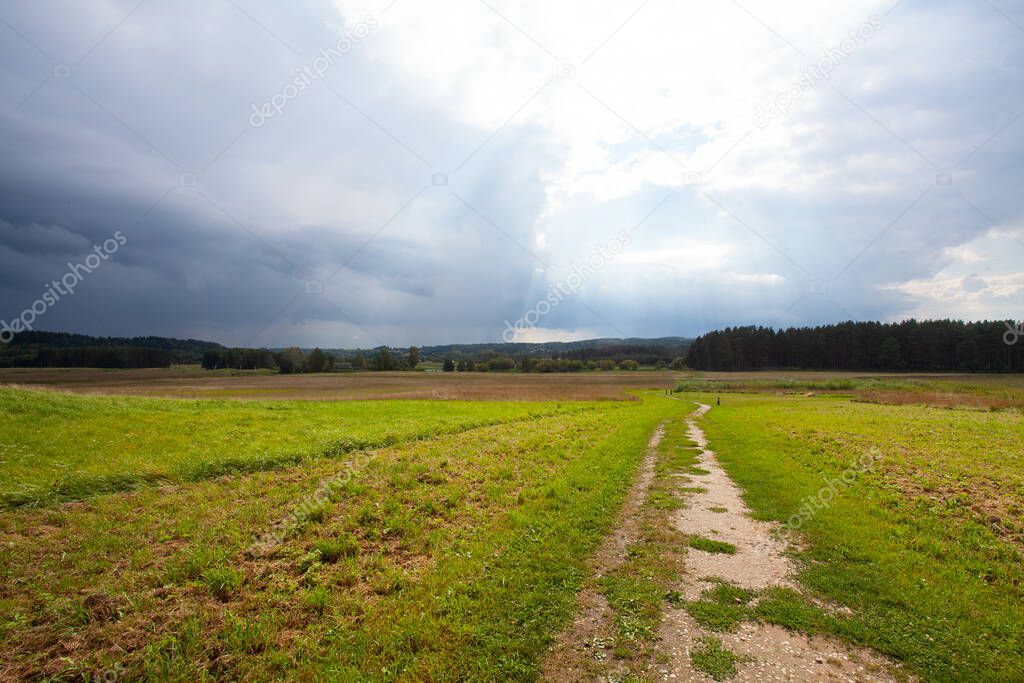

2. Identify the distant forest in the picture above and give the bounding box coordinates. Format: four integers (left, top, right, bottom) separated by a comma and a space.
0, 332, 221, 368
686, 320, 1023, 372
0, 332, 691, 372
7, 323, 1021, 373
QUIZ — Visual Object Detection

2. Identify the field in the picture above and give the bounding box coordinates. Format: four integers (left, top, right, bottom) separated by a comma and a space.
1, 370, 1023, 681
0, 383, 687, 680
693, 393, 1024, 680
0, 367, 677, 401
0, 389, 596, 508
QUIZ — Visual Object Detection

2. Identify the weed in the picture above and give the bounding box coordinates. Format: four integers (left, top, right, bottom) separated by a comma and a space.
690, 636, 750, 680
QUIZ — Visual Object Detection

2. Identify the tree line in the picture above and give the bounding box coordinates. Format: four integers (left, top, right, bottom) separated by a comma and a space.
201, 346, 424, 374
438, 356, 675, 372
198, 345, 666, 374
32, 346, 173, 368
686, 320, 1023, 372
0, 331, 220, 368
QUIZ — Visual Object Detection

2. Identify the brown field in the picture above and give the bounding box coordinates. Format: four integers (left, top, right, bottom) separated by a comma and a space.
0, 367, 680, 401
2, 366, 1022, 405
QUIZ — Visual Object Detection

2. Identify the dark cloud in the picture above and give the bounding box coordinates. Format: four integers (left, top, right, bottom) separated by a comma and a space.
0, 0, 1022, 345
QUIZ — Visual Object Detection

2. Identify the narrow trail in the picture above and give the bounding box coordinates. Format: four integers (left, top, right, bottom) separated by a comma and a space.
657, 403, 899, 682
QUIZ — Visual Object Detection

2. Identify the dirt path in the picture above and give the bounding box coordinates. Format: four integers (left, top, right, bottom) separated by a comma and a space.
656, 403, 900, 682
541, 423, 667, 681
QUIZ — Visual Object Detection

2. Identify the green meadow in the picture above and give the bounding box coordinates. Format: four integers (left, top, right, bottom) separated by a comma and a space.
1, 383, 1022, 680
0, 388, 593, 507
689, 392, 1024, 681
0, 389, 686, 680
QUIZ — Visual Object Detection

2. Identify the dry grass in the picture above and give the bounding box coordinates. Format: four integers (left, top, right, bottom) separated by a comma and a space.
0, 367, 679, 401
4, 367, 1021, 405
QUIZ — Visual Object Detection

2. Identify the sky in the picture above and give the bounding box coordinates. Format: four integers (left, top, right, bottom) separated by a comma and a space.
0, 0, 1022, 348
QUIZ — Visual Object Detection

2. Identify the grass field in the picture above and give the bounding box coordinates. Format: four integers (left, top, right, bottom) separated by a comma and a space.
0, 388, 596, 507
690, 392, 1024, 680
0, 387, 688, 680
2, 371, 1023, 680
676, 373, 1024, 409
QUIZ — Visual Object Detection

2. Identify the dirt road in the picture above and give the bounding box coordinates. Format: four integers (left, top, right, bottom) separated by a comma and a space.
545, 402, 904, 681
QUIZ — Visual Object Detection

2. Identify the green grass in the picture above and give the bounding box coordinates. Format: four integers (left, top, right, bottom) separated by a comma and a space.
201, 566, 243, 601
687, 536, 737, 554
0, 393, 689, 680
0, 388, 600, 507
591, 413, 708, 675
312, 534, 359, 562
691, 392, 1024, 681
600, 573, 665, 643
690, 636, 749, 680
675, 374, 1024, 397
684, 581, 756, 632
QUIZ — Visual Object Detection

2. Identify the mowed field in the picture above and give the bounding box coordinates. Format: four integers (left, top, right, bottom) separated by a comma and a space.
0, 370, 1022, 680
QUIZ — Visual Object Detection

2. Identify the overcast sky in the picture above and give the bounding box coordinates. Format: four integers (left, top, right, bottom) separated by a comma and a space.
0, 0, 1022, 347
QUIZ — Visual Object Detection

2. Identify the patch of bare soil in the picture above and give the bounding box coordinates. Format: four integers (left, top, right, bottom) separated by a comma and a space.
656, 404, 902, 682
540, 423, 666, 682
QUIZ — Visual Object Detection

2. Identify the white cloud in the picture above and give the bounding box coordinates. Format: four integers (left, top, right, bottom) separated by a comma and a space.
506, 326, 603, 343
882, 224, 1024, 320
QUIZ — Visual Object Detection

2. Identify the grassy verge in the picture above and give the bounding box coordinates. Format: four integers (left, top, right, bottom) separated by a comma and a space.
0, 395, 686, 680
0, 388, 602, 507
690, 392, 1024, 681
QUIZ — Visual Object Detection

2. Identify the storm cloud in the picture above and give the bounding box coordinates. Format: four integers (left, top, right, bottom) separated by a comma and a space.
0, 0, 1021, 346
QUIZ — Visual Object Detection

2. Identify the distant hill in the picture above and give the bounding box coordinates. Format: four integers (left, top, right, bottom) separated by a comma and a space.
327, 337, 692, 365
0, 331, 691, 369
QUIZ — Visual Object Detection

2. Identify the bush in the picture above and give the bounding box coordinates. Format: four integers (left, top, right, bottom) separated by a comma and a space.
618, 359, 639, 371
